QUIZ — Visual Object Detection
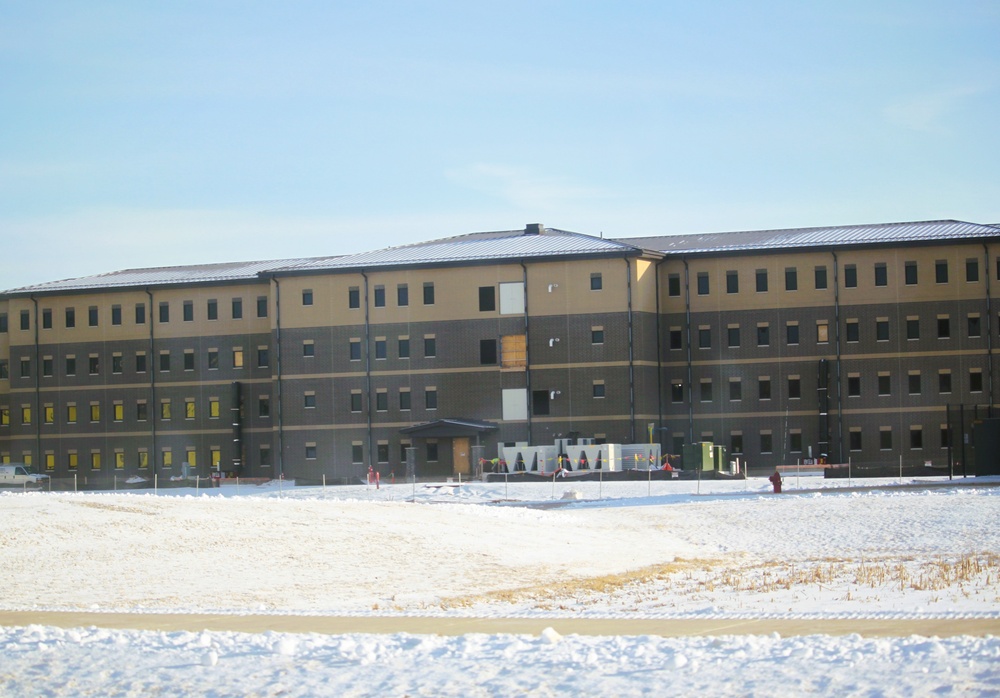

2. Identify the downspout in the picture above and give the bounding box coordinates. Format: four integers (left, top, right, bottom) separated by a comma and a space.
625, 257, 635, 443
682, 259, 694, 443
655, 259, 665, 446
272, 276, 284, 478
832, 252, 843, 464
984, 244, 994, 414
361, 271, 373, 467
145, 289, 156, 477
30, 296, 40, 467
520, 261, 532, 445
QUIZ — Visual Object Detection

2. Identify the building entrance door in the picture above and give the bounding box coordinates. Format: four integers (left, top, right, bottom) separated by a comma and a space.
452, 437, 470, 476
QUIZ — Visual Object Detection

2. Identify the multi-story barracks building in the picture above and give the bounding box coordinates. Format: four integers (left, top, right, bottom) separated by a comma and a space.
1, 219, 998, 484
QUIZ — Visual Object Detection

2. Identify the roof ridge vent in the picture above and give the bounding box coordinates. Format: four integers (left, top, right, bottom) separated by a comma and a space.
524, 223, 544, 236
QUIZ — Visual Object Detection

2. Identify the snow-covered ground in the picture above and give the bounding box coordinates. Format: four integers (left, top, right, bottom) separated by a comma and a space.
1, 476, 998, 696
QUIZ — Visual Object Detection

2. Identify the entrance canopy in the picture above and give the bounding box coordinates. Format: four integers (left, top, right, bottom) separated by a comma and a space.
399, 418, 498, 439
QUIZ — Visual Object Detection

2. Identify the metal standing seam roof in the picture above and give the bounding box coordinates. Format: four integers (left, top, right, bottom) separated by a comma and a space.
268, 228, 641, 273
613, 220, 1000, 255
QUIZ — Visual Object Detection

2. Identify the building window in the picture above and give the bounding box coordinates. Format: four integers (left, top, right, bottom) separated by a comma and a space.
788, 377, 801, 399
479, 286, 496, 311
785, 267, 797, 291
697, 272, 709, 295
137, 401, 148, 421
21, 358, 31, 378
376, 391, 388, 411
206, 350, 218, 370
939, 371, 952, 394
111, 305, 121, 326
671, 382, 684, 403
257, 347, 269, 368
840, 263, 860, 290
756, 324, 770, 347
348, 287, 360, 309
44, 404, 54, 424
158, 302, 169, 323
968, 315, 982, 338
375, 338, 387, 360
185, 400, 196, 419
256, 296, 267, 318
397, 284, 409, 306
668, 274, 681, 296
89, 403, 100, 422
207, 299, 218, 320
209, 398, 220, 418
669, 329, 682, 350
399, 389, 411, 411
726, 270, 739, 294
184, 351, 195, 371
40, 309, 51, 329
937, 317, 951, 339
848, 374, 861, 397
374, 286, 385, 308
755, 269, 768, 292
790, 431, 803, 453
183, 301, 194, 322
731, 433, 744, 455
941, 425, 951, 449
426, 442, 439, 462
480, 339, 497, 365
19, 309, 30, 330
905, 261, 918, 285
258, 396, 270, 418
65, 307, 76, 328
849, 429, 862, 451
935, 260, 949, 284
698, 327, 711, 349
590, 273, 603, 291
302, 289, 313, 306
967, 258, 979, 283
844, 320, 861, 342
729, 379, 742, 401
876, 319, 889, 342
86, 306, 98, 326
906, 317, 919, 340
728, 326, 740, 348
159, 352, 170, 372
878, 373, 891, 396
423, 282, 435, 305
232, 348, 244, 369
910, 427, 923, 450
814, 267, 826, 291
425, 388, 438, 410
700, 379, 713, 402
377, 443, 389, 464
303, 341, 315, 358
43, 357, 53, 376
259, 446, 271, 467
880, 429, 892, 450
908, 372, 921, 395
592, 381, 605, 398
349, 340, 361, 361
760, 432, 773, 454
304, 392, 316, 408
758, 377, 771, 400
21, 405, 32, 425
874, 263, 888, 287
424, 336, 436, 358
592, 327, 604, 345
350, 391, 362, 412
0, 312, 8, 332
817, 321, 829, 343
970, 370, 983, 393
231, 298, 243, 319
352, 443, 364, 463
135, 303, 146, 324
398, 337, 410, 359
785, 323, 799, 346
86, 355, 98, 375
65, 356, 76, 376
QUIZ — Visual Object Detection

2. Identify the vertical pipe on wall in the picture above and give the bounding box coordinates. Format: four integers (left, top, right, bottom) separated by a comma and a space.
984, 244, 994, 414
625, 257, 635, 443
145, 289, 156, 477
520, 261, 532, 445
682, 259, 694, 444
654, 259, 664, 448
831, 252, 843, 464
30, 296, 40, 468
361, 271, 373, 468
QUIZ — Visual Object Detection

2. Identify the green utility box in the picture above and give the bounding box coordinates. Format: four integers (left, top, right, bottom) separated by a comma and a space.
713, 445, 728, 471
682, 442, 714, 471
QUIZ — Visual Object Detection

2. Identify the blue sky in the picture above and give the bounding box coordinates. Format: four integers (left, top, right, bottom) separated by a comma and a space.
2, 1, 998, 289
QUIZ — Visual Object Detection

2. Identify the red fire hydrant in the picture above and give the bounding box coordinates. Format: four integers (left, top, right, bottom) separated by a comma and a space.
769, 470, 782, 494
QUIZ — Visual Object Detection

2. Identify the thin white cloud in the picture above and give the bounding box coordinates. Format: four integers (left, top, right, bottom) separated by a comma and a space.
882, 85, 989, 134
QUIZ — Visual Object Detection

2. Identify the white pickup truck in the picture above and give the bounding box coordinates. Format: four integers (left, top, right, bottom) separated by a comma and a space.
0, 464, 49, 487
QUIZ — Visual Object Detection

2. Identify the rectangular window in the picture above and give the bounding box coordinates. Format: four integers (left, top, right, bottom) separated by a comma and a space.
878, 373, 891, 396
20, 358, 31, 378
257, 347, 269, 367
159, 352, 170, 372
256, 296, 268, 318
161, 449, 172, 468
755, 269, 768, 292
759, 377, 771, 400
728, 326, 740, 348
908, 372, 921, 395
817, 321, 829, 343
785, 267, 797, 291
501, 334, 527, 368
427, 442, 439, 462
592, 380, 605, 398
375, 338, 387, 360
905, 261, 918, 285
206, 350, 217, 370
698, 327, 711, 349
41, 309, 51, 329
232, 348, 244, 369
398, 337, 410, 359
374, 286, 385, 308
0, 312, 9, 332
111, 305, 121, 326
590, 273, 603, 291
91, 452, 101, 470
349, 339, 361, 361
424, 336, 436, 358
906, 317, 920, 340
88, 306, 99, 326
874, 263, 887, 287
423, 282, 435, 305
729, 379, 742, 401
967, 258, 979, 282
137, 401, 148, 421
158, 302, 169, 323
730, 433, 743, 455
788, 376, 801, 399
231, 298, 243, 319
937, 317, 951, 339
669, 329, 682, 350
44, 404, 54, 424
844, 264, 857, 288
376, 391, 388, 411
350, 391, 362, 412
399, 389, 411, 411
302, 340, 315, 358
814, 266, 828, 290
756, 324, 770, 347
377, 443, 389, 464
697, 272, 709, 295
20, 309, 30, 330
304, 392, 316, 408
760, 432, 773, 454
183, 351, 195, 371
89, 403, 100, 422
258, 396, 270, 418
970, 370, 983, 393
935, 260, 949, 284
352, 443, 364, 463
876, 319, 889, 342
786, 322, 799, 345
209, 398, 220, 418
726, 270, 739, 294
183, 301, 193, 322
910, 427, 923, 450
668, 274, 681, 296
671, 382, 684, 403
88, 355, 99, 375
259, 446, 271, 467
700, 379, 713, 402
591, 327, 604, 344
848, 374, 861, 397
160, 400, 171, 420
425, 388, 438, 410
880, 428, 892, 450
135, 303, 146, 324
479, 286, 496, 311
531, 390, 549, 415
42, 357, 53, 376
397, 284, 409, 306
939, 370, 952, 394
0, 360, 8, 379
302, 289, 313, 306
790, 431, 802, 453
66, 404, 77, 423
849, 429, 862, 451
65, 356, 76, 376
968, 314, 982, 338
480, 339, 497, 365
110, 355, 122, 374
21, 405, 32, 425
65, 307, 75, 328
207, 299, 218, 320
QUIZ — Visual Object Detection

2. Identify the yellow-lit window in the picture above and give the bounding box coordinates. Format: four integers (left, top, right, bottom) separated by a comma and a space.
115, 452, 125, 469
211, 449, 221, 467
45, 453, 55, 470
186, 450, 196, 467
185, 400, 196, 419
89, 404, 100, 422
137, 451, 149, 469
68, 452, 78, 469
161, 401, 171, 420
44, 405, 54, 424
21, 406, 31, 424
232, 348, 244, 369
91, 452, 101, 469
0, 408, 8, 426
67, 405, 77, 423
162, 450, 173, 467
113, 403, 124, 421
209, 399, 220, 418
